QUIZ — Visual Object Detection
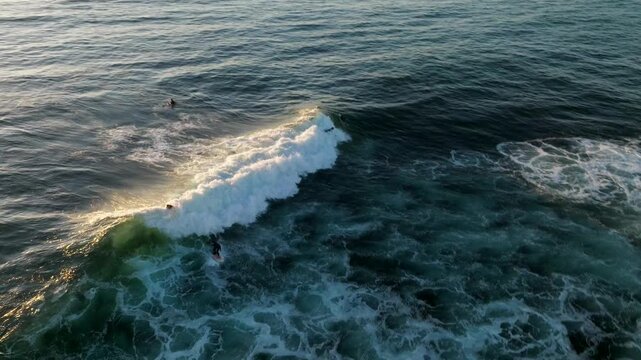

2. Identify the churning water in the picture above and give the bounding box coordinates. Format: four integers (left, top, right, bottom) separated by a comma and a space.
1, 0, 641, 359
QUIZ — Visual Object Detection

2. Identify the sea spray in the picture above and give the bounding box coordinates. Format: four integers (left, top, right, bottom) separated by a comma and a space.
142, 113, 350, 237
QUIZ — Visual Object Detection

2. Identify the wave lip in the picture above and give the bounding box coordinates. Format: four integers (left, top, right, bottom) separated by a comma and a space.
142, 112, 349, 238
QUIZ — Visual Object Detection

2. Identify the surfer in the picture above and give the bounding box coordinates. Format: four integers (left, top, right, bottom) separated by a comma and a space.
324, 127, 335, 133
209, 234, 222, 260
166, 98, 176, 108
166, 204, 174, 210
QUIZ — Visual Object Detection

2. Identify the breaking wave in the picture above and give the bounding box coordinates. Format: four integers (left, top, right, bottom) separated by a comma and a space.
141, 112, 350, 237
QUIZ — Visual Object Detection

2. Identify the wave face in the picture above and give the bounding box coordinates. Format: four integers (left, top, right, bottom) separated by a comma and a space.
142, 113, 349, 237
498, 138, 641, 211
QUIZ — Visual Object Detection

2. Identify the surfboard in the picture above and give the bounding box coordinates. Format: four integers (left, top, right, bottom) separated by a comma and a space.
206, 253, 224, 267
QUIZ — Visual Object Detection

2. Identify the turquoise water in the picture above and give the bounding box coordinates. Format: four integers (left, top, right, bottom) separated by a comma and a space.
1, 0, 641, 359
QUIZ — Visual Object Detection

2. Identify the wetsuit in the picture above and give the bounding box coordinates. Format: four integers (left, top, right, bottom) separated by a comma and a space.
209, 234, 222, 256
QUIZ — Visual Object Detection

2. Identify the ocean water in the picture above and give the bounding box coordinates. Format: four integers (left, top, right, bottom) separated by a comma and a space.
1, 0, 641, 359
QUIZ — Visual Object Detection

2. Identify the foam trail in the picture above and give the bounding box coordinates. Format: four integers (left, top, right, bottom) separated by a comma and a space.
142, 113, 349, 237
497, 138, 641, 210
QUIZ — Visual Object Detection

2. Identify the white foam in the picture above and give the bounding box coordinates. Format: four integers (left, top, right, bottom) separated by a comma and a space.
142, 113, 349, 238
101, 120, 200, 166
102, 125, 138, 150
498, 138, 641, 210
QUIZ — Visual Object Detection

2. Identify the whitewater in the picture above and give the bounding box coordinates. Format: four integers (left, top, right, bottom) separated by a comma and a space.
142, 112, 350, 238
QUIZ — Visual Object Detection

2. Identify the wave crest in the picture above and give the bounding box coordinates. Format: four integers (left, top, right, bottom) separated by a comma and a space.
142, 112, 349, 237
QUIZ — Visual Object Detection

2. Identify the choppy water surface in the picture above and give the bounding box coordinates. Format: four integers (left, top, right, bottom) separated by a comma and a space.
2, 0, 641, 359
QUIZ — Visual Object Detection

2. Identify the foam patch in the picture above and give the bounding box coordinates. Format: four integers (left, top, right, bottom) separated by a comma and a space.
498, 138, 641, 210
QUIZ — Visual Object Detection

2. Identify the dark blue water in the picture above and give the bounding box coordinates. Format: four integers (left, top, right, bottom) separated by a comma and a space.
2, 0, 641, 359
